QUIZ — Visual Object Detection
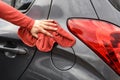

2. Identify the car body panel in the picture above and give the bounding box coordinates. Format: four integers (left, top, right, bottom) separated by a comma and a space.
0, 0, 120, 80
91, 0, 120, 26
0, 0, 51, 80
49, 0, 118, 80
19, 0, 113, 80
0, 36, 35, 80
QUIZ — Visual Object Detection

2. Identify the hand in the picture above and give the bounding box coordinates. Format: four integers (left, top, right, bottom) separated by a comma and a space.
30, 19, 58, 38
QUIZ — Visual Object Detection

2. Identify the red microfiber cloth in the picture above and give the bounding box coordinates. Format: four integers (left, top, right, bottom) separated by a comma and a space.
18, 28, 37, 47
18, 21, 76, 52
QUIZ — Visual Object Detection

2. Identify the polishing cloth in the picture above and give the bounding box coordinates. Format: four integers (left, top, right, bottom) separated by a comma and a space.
18, 22, 76, 52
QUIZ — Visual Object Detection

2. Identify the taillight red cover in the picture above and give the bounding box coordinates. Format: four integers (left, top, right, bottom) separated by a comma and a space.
68, 18, 120, 75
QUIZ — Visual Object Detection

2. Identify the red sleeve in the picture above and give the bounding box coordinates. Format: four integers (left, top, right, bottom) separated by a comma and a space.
0, 1, 34, 30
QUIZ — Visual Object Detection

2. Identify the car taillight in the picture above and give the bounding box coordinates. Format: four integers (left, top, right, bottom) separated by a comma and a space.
67, 18, 120, 75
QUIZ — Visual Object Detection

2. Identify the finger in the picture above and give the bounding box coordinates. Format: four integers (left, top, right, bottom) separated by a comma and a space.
44, 22, 58, 26
44, 26, 58, 31
38, 23, 56, 30
41, 29, 53, 37
32, 33, 38, 38
41, 24, 57, 31
42, 19, 55, 22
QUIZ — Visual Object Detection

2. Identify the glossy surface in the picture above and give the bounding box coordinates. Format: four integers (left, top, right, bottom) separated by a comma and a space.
109, 0, 120, 11
0, 0, 120, 80
19, 0, 120, 80
91, 0, 120, 25
0, 0, 50, 80
0, 37, 35, 80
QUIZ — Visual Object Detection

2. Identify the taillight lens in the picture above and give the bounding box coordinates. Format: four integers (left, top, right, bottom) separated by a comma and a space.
67, 18, 120, 75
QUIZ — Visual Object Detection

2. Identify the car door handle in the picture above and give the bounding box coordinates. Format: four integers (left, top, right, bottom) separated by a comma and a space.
0, 44, 27, 55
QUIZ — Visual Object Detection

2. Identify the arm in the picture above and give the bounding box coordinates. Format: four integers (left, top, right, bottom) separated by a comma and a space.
0, 1, 58, 38
0, 1, 34, 30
